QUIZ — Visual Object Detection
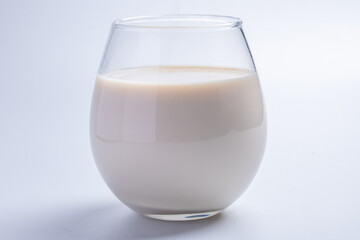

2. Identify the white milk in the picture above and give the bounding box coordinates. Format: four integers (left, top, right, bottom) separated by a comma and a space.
90, 66, 266, 216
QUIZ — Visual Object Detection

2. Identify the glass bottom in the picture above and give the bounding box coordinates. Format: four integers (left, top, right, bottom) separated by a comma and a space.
144, 210, 221, 221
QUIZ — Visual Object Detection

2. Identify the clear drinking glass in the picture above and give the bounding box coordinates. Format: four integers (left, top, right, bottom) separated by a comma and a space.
90, 15, 266, 221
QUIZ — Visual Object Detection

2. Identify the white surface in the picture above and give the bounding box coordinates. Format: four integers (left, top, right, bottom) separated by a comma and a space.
0, 0, 359, 239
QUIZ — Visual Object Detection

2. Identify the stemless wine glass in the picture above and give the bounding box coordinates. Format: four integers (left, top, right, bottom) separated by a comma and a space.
90, 14, 266, 221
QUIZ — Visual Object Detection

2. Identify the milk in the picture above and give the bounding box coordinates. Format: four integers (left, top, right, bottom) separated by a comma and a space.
90, 66, 266, 216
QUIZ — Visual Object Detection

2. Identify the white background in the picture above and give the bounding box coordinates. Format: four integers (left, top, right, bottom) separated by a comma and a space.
1, 0, 359, 239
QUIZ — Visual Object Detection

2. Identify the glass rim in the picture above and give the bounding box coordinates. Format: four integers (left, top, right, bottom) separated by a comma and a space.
112, 14, 242, 30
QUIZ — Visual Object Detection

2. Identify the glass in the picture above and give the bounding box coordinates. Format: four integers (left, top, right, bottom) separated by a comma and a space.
90, 14, 266, 221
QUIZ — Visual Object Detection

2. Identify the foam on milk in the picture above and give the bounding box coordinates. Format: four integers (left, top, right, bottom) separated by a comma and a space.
101, 66, 253, 85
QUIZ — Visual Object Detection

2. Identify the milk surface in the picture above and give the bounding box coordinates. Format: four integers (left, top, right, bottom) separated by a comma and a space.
90, 66, 266, 214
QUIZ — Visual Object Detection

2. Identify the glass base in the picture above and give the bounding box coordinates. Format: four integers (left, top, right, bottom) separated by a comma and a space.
144, 210, 221, 221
